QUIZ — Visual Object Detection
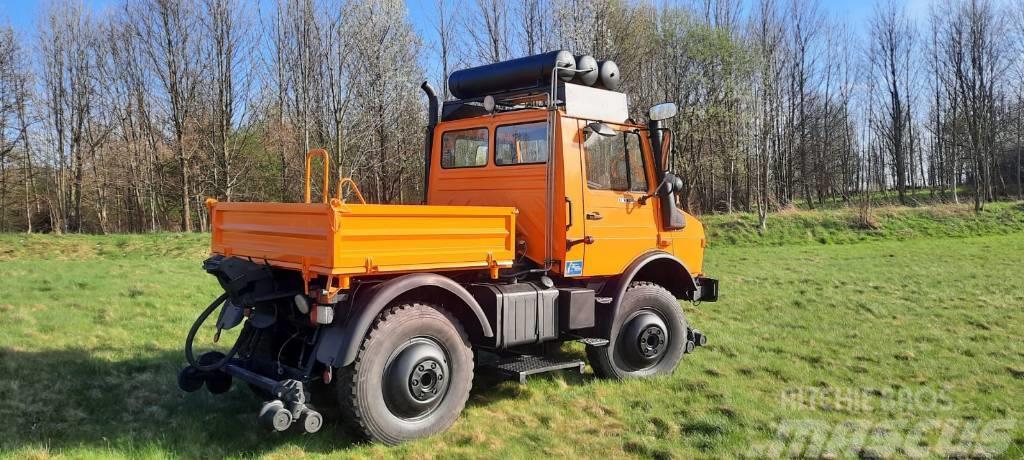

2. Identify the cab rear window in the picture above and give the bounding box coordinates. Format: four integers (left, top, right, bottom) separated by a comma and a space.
441, 128, 488, 168
495, 122, 547, 165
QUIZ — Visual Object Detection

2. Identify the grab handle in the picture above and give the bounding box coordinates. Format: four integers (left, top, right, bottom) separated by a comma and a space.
304, 149, 330, 204
337, 178, 367, 204
565, 196, 573, 229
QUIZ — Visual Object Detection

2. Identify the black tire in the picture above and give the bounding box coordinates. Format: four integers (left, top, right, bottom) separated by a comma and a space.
196, 351, 233, 394
586, 282, 688, 379
336, 303, 474, 445
177, 366, 204, 393
205, 372, 232, 394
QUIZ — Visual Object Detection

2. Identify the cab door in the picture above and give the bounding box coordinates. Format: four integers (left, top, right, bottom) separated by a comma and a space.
577, 121, 659, 276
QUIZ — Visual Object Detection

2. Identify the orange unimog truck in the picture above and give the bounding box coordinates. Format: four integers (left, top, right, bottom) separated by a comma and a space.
178, 50, 717, 444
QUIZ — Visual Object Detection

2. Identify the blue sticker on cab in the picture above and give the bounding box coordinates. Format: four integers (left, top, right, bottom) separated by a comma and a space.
565, 260, 583, 276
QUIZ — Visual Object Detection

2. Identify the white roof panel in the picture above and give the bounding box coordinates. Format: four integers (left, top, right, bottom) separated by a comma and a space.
563, 83, 629, 123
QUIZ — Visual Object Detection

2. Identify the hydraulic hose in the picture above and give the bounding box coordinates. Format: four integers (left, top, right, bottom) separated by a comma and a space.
184, 293, 244, 372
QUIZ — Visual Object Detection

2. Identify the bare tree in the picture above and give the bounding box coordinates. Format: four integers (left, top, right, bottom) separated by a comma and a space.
344, 0, 422, 202
202, 0, 255, 202
434, 0, 460, 99
133, 0, 205, 231
38, 1, 109, 232
936, 0, 1009, 210
751, 0, 785, 231
15, 38, 36, 233
0, 27, 30, 232
868, 0, 914, 205
788, 0, 823, 208
516, 0, 551, 56
323, 0, 355, 176
467, 0, 511, 63
107, 8, 163, 231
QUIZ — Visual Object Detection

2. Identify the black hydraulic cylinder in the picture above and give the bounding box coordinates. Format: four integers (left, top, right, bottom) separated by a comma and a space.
447, 50, 577, 99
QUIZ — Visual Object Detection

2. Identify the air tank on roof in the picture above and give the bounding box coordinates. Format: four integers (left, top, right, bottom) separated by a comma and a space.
572, 55, 599, 86
594, 60, 621, 91
447, 50, 577, 99
446, 50, 621, 99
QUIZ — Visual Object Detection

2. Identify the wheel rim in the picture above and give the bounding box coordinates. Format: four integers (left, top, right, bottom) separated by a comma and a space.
382, 337, 451, 420
616, 309, 670, 371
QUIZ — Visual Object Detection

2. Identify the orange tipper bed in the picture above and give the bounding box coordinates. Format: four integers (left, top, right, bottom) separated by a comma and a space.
205, 200, 516, 289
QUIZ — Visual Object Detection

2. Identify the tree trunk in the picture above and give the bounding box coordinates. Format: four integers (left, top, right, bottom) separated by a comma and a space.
179, 142, 192, 231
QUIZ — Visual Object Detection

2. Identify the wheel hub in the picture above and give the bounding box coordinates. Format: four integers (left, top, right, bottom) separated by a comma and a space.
409, 358, 445, 401
638, 325, 666, 358
617, 310, 670, 370
383, 338, 450, 420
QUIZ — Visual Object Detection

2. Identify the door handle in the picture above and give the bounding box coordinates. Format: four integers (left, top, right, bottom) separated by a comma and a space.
565, 197, 573, 229
566, 236, 595, 250
586, 211, 603, 221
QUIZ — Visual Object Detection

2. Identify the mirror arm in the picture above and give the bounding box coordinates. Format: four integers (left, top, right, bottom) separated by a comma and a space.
638, 176, 670, 205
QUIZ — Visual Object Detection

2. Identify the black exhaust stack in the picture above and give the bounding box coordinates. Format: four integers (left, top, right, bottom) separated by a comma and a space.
421, 81, 440, 204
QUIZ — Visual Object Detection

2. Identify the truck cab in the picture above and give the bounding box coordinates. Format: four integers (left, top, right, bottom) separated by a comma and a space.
179, 51, 717, 445
427, 93, 708, 284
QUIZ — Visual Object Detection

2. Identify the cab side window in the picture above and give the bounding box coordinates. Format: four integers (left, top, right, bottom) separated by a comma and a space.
495, 122, 548, 165
583, 128, 648, 192
441, 128, 489, 168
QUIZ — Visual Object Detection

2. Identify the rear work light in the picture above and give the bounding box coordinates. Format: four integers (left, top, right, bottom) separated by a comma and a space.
311, 305, 335, 325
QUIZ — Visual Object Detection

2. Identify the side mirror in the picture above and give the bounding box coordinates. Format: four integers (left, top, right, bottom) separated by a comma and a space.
670, 173, 684, 193
638, 172, 684, 205
659, 172, 674, 194
660, 172, 683, 194
649, 102, 677, 121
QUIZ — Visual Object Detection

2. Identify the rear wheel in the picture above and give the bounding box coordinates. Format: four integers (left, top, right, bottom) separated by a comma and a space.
337, 303, 473, 445
587, 282, 688, 379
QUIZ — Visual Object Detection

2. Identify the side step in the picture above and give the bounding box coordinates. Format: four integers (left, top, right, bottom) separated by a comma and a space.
483, 355, 585, 384
577, 337, 609, 347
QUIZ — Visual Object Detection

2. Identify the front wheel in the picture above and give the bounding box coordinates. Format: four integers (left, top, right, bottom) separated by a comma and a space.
587, 282, 689, 379
337, 303, 474, 445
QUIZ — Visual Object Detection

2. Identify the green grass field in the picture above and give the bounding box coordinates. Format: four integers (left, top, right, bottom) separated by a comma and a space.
1, 203, 1023, 459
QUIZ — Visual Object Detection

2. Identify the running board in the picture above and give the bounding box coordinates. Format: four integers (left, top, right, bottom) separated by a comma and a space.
482, 355, 585, 384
